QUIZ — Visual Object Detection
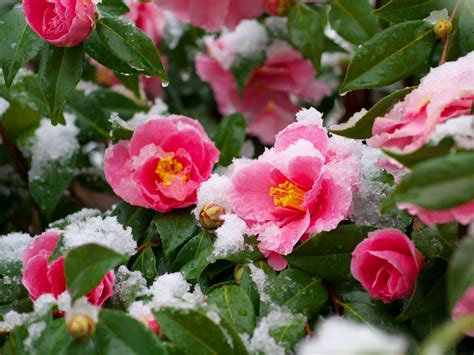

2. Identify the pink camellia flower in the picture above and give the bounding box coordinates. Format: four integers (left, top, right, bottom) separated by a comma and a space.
127, 0, 166, 45
104, 116, 219, 212
229, 108, 360, 270
196, 41, 330, 145
368, 51, 474, 154
23, 0, 96, 47
22, 231, 114, 306
351, 228, 425, 303
154, 0, 264, 32
452, 286, 474, 337
397, 201, 474, 226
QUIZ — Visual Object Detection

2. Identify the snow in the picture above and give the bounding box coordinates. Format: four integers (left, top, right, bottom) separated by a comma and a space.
430, 115, 474, 150
33, 294, 56, 314
0, 232, 32, 263
150, 272, 205, 310
114, 266, 149, 305
424, 9, 449, 24
228, 20, 268, 59
297, 317, 408, 355
24, 321, 46, 349
265, 17, 288, 38
330, 108, 368, 132
29, 114, 79, 181
194, 174, 233, 219
50, 208, 101, 228
0, 97, 10, 116
65, 298, 100, 324
62, 215, 137, 256
213, 214, 248, 258
76, 81, 100, 96
295, 107, 324, 126
248, 264, 270, 303
128, 301, 155, 325
0, 311, 28, 331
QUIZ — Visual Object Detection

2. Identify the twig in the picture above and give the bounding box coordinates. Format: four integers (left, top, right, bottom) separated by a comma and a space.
327, 285, 341, 315
439, 0, 462, 65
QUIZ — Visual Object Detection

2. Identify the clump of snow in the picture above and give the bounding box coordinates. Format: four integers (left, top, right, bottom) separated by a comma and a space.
0, 311, 28, 331
206, 310, 221, 324
295, 107, 323, 126
424, 8, 449, 24
127, 98, 169, 129
58, 292, 99, 324
114, 266, 149, 306
351, 145, 411, 229
0, 97, 10, 116
128, 301, 155, 325
330, 108, 368, 132
24, 321, 46, 349
62, 216, 137, 256
430, 115, 474, 150
194, 174, 233, 219
249, 308, 303, 355
150, 272, 205, 310
0, 232, 32, 263
33, 294, 56, 314
109, 111, 132, 130
248, 264, 270, 303
76, 81, 100, 95
50, 208, 101, 228
29, 114, 79, 181
213, 214, 248, 258
297, 317, 408, 355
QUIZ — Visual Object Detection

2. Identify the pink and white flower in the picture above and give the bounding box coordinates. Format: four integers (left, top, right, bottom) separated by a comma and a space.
104, 116, 219, 212
127, 0, 166, 45
229, 108, 360, 270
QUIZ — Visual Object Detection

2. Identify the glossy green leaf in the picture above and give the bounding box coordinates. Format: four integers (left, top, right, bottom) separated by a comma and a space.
1, 102, 40, 141
329, 86, 415, 139
174, 232, 213, 271
288, 4, 325, 69
340, 21, 435, 94
8, 74, 49, 116
285, 225, 375, 281
412, 223, 457, 260
397, 260, 447, 321
447, 237, 474, 309
329, 0, 378, 45
112, 202, 155, 243
65, 244, 127, 302
131, 247, 158, 284
29, 156, 78, 218
92, 89, 147, 119
0, 6, 43, 87
213, 114, 246, 166
458, 0, 474, 55
208, 285, 256, 334
98, 0, 129, 16
268, 316, 306, 354
383, 152, 474, 210
155, 308, 234, 355
372, 0, 450, 23
38, 44, 85, 125
153, 208, 198, 259
96, 17, 167, 80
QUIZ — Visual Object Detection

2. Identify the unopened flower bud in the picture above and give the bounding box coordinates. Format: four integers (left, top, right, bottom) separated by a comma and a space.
434, 19, 452, 38
199, 204, 225, 230
234, 265, 244, 285
67, 315, 95, 340
264, 0, 293, 16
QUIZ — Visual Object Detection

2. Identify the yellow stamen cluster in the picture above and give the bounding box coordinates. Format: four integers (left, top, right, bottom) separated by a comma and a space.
155, 155, 188, 186
269, 180, 305, 211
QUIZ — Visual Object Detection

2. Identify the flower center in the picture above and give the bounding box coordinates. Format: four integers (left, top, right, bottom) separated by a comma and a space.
269, 181, 305, 212
155, 156, 188, 186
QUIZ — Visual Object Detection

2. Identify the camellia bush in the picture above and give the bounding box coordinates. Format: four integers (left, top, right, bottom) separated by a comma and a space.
0, 0, 474, 353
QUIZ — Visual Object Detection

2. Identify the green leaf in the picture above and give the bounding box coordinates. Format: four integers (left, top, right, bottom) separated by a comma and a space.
397, 260, 447, 321
458, 0, 474, 55
1, 102, 40, 141
65, 244, 127, 302
95, 309, 167, 354
208, 285, 256, 334
38, 44, 85, 125
131, 247, 158, 284
153, 208, 198, 260
382, 152, 474, 211
98, 0, 129, 16
329, 0, 379, 45
340, 21, 436, 94
267, 267, 328, 318
412, 223, 457, 260
285, 225, 375, 282
115, 72, 141, 98
92, 88, 147, 119
8, 74, 49, 116
383, 137, 455, 168
29, 157, 78, 219
288, 4, 325, 69
111, 202, 155, 243
0, 6, 43, 88
110, 116, 134, 143
174, 232, 213, 271
154, 308, 234, 355
268, 316, 306, 354
372, 0, 446, 23
95, 16, 167, 80
213, 113, 246, 166
447, 237, 474, 309
329, 86, 415, 139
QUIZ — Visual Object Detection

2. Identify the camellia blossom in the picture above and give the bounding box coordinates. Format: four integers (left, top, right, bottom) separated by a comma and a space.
452, 286, 474, 337
351, 228, 425, 303
196, 41, 330, 144
154, 0, 265, 32
104, 116, 219, 212
397, 201, 474, 226
229, 108, 360, 270
23, 0, 96, 47
22, 231, 114, 306
127, 0, 166, 45
368, 51, 474, 154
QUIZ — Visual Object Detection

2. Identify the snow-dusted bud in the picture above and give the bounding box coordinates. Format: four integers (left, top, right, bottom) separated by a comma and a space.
67, 315, 95, 340
199, 204, 226, 230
